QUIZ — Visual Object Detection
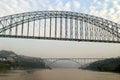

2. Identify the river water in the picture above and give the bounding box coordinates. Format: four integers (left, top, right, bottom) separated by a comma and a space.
0, 69, 120, 80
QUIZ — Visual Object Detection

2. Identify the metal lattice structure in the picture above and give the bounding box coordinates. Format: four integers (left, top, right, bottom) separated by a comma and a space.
0, 11, 120, 43
43, 58, 105, 67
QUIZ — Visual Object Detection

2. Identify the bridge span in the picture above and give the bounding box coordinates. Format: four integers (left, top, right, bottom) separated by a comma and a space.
0, 11, 120, 43
42, 58, 106, 67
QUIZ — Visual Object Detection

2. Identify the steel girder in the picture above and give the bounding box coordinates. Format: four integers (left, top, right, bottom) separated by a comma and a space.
0, 11, 120, 42
43, 58, 105, 66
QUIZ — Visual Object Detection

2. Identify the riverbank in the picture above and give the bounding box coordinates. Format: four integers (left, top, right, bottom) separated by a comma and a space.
0, 50, 47, 70
81, 57, 120, 73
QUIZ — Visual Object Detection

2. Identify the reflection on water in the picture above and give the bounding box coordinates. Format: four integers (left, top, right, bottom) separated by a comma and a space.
0, 69, 120, 80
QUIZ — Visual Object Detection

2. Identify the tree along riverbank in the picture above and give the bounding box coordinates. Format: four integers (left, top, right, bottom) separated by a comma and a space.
0, 50, 47, 71
81, 57, 120, 73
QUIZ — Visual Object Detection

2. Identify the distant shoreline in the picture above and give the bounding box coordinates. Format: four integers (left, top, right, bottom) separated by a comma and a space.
80, 57, 120, 73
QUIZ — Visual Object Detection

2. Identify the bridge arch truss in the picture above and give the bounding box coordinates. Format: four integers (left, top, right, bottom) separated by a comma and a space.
43, 58, 105, 67
0, 11, 120, 43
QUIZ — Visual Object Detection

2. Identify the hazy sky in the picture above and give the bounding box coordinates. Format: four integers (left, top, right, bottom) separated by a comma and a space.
0, 0, 120, 58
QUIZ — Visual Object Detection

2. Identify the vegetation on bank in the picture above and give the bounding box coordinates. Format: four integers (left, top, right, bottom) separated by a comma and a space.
0, 62, 10, 70
16, 56, 46, 69
81, 57, 120, 73
0, 50, 46, 70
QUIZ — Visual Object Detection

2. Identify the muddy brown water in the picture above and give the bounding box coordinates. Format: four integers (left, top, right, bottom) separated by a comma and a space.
0, 69, 120, 80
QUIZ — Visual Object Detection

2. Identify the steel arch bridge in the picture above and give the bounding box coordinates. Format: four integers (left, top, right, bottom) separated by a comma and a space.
0, 11, 120, 43
42, 58, 105, 67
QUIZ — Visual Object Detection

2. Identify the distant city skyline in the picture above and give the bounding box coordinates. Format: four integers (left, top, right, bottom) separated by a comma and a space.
0, 0, 120, 58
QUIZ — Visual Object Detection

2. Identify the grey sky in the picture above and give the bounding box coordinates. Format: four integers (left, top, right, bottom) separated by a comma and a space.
0, 38, 120, 58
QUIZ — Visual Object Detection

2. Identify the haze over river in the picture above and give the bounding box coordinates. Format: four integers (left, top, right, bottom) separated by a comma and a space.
0, 69, 120, 80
